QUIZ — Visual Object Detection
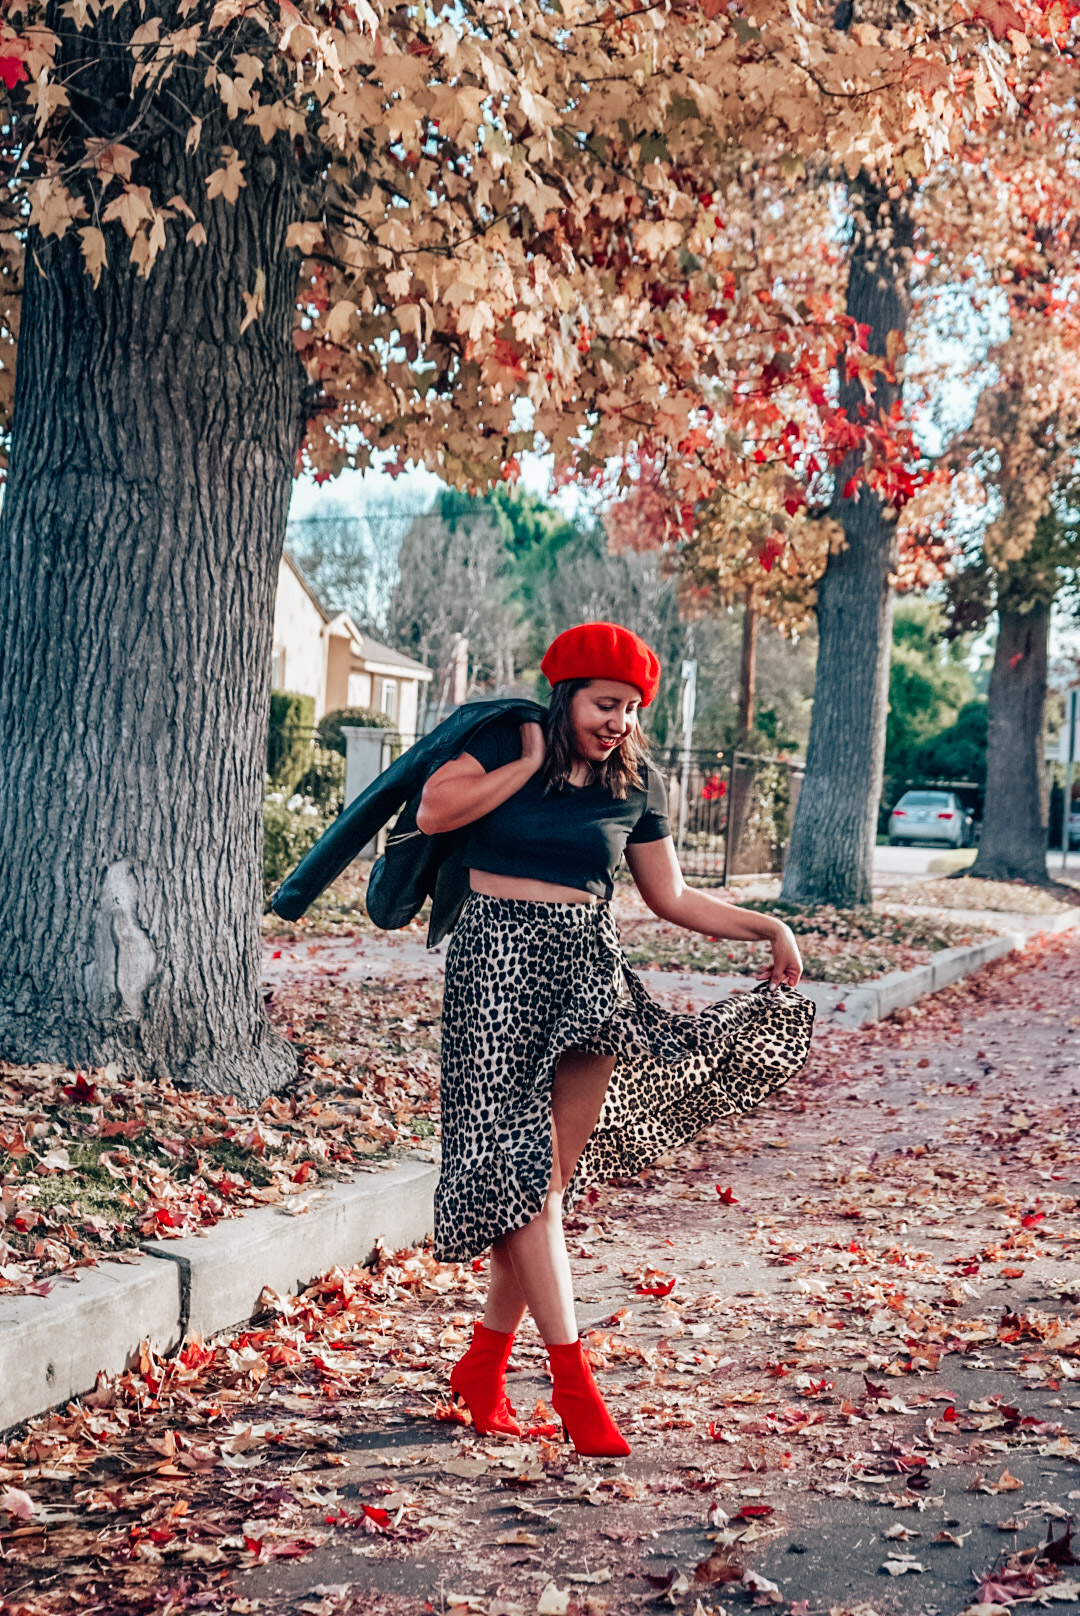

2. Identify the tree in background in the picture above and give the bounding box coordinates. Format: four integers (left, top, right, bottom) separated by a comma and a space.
881, 602, 979, 808
287, 496, 429, 628
0, 0, 1059, 1095
913, 138, 1080, 882
947, 508, 1080, 880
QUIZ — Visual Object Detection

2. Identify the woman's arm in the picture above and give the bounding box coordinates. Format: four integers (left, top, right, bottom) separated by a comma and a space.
415, 722, 545, 834
624, 837, 803, 987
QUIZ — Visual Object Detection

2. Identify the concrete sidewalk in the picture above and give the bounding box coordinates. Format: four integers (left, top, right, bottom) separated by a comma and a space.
1, 918, 1065, 1434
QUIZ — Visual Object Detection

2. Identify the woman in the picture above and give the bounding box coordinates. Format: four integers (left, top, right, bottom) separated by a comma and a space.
416, 622, 810, 1458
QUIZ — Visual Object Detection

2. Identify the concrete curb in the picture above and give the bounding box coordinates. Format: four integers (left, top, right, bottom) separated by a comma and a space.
140, 1158, 437, 1340
0, 1157, 437, 1435
641, 929, 1026, 1027
0, 1254, 182, 1434
829, 931, 1021, 1026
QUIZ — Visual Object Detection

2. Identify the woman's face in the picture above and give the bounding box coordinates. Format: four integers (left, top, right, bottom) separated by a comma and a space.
568, 680, 642, 765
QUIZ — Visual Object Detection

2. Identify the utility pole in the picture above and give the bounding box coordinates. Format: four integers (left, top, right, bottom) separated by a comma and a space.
1062, 688, 1078, 870
737, 593, 759, 746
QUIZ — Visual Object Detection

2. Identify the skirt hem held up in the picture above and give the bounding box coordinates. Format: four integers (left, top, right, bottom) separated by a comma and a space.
434, 892, 814, 1264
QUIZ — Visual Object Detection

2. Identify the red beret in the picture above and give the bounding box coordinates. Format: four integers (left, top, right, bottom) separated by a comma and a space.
540, 622, 662, 706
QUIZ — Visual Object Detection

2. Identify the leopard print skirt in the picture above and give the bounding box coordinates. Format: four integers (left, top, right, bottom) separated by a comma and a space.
434, 892, 814, 1262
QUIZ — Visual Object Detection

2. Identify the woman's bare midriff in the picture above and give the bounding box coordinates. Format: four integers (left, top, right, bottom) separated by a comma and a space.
468, 869, 597, 905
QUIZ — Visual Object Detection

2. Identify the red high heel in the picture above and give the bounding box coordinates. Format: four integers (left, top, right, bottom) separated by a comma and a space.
547, 1340, 631, 1458
449, 1323, 522, 1437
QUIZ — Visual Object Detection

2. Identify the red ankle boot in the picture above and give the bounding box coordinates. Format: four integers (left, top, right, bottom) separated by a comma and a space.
449, 1323, 522, 1437
547, 1340, 631, 1458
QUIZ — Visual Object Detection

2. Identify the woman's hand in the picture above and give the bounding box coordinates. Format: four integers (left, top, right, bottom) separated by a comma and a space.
759, 921, 803, 989
519, 720, 545, 771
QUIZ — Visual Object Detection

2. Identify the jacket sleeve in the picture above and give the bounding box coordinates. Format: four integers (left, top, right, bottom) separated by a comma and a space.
266, 698, 547, 923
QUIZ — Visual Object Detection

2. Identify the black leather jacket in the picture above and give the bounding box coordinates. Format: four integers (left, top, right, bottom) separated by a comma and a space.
268, 698, 547, 946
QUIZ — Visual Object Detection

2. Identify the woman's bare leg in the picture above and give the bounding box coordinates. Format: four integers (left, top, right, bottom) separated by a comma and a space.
498, 1051, 616, 1345
483, 1237, 527, 1334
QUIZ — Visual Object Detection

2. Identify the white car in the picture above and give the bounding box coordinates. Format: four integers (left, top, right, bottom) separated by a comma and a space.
889, 790, 974, 847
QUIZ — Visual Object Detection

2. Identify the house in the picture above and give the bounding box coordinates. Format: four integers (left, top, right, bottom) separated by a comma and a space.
271, 551, 432, 742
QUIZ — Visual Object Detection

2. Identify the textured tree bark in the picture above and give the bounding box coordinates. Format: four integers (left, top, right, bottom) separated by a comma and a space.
0, 116, 306, 1098
781, 181, 912, 908
968, 603, 1050, 883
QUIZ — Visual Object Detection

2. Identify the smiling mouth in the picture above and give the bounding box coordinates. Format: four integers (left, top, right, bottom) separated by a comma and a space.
597, 737, 621, 748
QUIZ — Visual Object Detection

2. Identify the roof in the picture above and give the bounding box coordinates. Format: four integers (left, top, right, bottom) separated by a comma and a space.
281, 550, 432, 680
351, 633, 433, 680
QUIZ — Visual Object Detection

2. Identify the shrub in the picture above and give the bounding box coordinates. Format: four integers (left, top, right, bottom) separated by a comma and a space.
263, 788, 335, 890
270, 690, 316, 731
268, 690, 317, 790
317, 706, 396, 756
294, 755, 345, 813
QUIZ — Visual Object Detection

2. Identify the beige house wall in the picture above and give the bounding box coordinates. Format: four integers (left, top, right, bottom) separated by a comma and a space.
271, 563, 327, 717
398, 678, 419, 741
272, 554, 431, 738
325, 635, 353, 714
347, 670, 373, 707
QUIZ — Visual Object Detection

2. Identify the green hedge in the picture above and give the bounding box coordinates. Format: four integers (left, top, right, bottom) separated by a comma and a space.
317, 706, 396, 757
270, 690, 315, 730
268, 690, 317, 791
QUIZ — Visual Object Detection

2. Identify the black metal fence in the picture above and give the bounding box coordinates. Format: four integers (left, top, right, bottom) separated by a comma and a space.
651, 746, 804, 880
265, 726, 803, 881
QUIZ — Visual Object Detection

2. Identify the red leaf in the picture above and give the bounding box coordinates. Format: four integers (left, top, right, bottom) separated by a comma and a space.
942, 1405, 957, 1422
0, 55, 28, 89
636, 1279, 677, 1297
362, 1505, 391, 1529
715, 1185, 738, 1204
61, 1073, 99, 1104
1043, 1518, 1079, 1566
757, 535, 785, 572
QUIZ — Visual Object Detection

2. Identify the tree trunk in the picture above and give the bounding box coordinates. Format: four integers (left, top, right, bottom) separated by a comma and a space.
968, 603, 1050, 882
737, 598, 758, 746
781, 181, 912, 908
0, 127, 306, 1099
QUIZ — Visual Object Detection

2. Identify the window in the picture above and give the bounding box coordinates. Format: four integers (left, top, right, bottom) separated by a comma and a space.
898, 791, 950, 807
380, 680, 397, 722
271, 648, 286, 689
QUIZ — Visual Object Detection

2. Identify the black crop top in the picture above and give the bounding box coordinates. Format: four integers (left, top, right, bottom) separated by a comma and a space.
460, 719, 672, 899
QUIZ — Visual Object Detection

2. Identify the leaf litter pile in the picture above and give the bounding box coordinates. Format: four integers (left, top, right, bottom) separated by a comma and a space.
619, 903, 996, 986
0, 977, 442, 1292
1, 938, 1079, 1616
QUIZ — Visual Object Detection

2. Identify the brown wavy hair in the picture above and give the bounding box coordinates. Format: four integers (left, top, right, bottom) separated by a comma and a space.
540, 679, 650, 800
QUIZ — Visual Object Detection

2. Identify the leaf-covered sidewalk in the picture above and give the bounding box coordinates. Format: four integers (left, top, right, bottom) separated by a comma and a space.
0, 975, 441, 1292
2, 934, 1078, 1616
2, 874, 1016, 1293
